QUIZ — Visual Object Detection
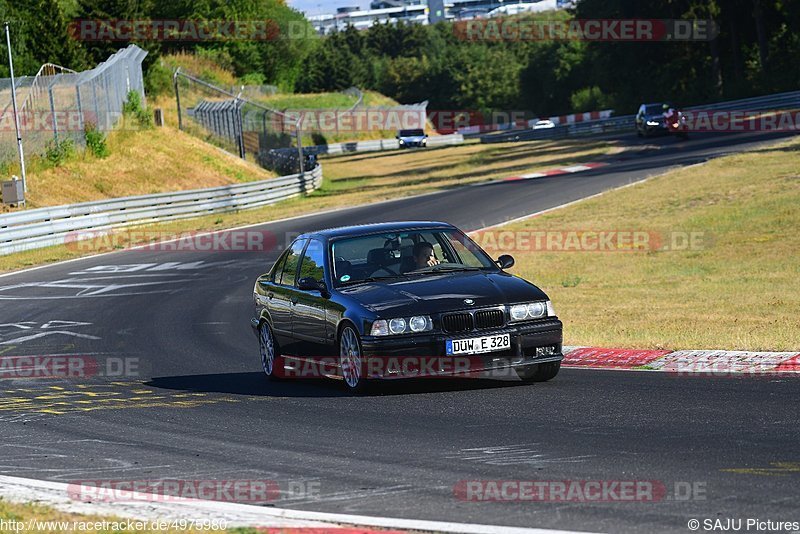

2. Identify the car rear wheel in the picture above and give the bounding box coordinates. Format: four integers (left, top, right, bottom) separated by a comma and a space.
339, 325, 367, 393
517, 361, 560, 383
259, 321, 283, 381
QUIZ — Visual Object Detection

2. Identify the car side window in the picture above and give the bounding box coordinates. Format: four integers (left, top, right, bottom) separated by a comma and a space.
279, 239, 307, 287
298, 238, 326, 283
270, 251, 289, 283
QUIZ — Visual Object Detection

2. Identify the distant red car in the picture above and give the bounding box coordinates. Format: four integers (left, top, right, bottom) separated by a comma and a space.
635, 103, 689, 140
664, 107, 689, 139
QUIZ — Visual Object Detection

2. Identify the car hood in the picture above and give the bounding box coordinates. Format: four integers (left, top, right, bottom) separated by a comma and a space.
339, 271, 548, 316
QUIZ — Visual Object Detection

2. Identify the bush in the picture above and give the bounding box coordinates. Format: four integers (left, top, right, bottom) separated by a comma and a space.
45, 137, 76, 167
122, 90, 153, 128
84, 122, 110, 158
144, 61, 173, 97
239, 72, 267, 86
570, 86, 611, 113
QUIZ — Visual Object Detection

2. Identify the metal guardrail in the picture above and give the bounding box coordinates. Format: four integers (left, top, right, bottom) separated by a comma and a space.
0, 165, 323, 256
481, 90, 800, 144
300, 133, 465, 156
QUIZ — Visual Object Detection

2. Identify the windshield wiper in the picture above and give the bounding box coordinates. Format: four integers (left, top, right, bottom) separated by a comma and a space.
407, 265, 483, 274
339, 274, 408, 286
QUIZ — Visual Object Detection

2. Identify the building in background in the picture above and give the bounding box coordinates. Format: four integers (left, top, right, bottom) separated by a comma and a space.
306, 0, 572, 34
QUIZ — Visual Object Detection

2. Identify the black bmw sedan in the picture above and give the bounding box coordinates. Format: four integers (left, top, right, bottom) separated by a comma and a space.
251, 221, 563, 392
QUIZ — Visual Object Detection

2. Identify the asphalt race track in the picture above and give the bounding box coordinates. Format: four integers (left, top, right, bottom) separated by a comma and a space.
1, 130, 798, 533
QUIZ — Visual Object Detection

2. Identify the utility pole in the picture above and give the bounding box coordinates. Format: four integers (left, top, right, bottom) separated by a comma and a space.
4, 22, 27, 193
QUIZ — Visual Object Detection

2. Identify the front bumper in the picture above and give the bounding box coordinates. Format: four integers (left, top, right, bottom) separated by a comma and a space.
360, 319, 563, 379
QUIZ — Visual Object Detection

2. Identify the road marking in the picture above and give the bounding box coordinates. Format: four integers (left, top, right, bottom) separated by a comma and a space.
721, 462, 800, 477
0, 382, 239, 415
0, 474, 602, 534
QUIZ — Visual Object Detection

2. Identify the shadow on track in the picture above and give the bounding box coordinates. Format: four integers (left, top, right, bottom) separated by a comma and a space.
146, 371, 533, 398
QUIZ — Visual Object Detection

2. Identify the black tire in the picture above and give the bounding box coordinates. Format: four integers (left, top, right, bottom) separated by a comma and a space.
516, 362, 561, 383
339, 324, 368, 393
259, 321, 284, 381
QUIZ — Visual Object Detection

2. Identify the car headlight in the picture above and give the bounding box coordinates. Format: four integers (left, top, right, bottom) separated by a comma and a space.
527, 302, 546, 318
646, 120, 660, 126
546, 300, 556, 317
509, 301, 551, 322
510, 304, 529, 321
389, 318, 407, 334
370, 315, 432, 336
409, 315, 431, 332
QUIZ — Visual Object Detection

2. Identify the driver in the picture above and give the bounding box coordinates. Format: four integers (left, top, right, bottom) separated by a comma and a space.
412, 242, 440, 269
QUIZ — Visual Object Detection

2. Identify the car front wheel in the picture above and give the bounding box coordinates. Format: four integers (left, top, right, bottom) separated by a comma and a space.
259, 321, 283, 381
339, 325, 367, 393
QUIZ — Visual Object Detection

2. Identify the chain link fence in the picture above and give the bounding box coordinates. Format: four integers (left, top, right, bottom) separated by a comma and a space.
0, 45, 147, 167
175, 69, 309, 175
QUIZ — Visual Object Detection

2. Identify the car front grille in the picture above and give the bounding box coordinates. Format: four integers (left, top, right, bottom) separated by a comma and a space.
441, 308, 505, 333
442, 313, 473, 333
474, 309, 505, 329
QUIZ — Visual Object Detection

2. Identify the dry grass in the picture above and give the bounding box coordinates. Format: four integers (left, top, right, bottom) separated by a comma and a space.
5, 126, 275, 209
317, 138, 616, 203
497, 138, 800, 351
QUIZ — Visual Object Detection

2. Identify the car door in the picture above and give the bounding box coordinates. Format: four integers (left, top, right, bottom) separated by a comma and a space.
292, 238, 333, 361
270, 238, 306, 355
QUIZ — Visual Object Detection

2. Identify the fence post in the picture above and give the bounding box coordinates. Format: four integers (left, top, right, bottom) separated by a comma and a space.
236, 100, 245, 159
75, 84, 85, 132
296, 121, 304, 175
91, 81, 102, 129
173, 68, 183, 130
48, 85, 59, 143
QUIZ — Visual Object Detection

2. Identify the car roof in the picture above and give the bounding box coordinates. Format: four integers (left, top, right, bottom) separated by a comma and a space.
299, 221, 456, 240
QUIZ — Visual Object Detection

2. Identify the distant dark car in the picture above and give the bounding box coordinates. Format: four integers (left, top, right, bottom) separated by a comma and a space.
397, 129, 428, 148
252, 222, 563, 392
635, 103, 689, 139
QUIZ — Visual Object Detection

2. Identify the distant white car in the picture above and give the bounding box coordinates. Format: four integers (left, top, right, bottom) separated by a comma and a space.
533, 119, 556, 130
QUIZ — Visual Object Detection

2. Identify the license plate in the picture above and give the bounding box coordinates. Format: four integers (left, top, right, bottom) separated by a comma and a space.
446, 334, 511, 355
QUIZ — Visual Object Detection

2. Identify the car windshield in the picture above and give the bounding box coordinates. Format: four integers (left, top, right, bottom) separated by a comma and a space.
331, 229, 497, 286
645, 104, 665, 115
399, 129, 425, 137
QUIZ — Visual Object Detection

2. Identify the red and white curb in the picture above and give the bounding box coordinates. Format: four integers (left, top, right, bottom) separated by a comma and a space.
0, 475, 600, 534
562, 346, 800, 375
504, 162, 608, 182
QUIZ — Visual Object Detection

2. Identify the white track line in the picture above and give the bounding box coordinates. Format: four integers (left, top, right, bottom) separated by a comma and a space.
0, 475, 599, 534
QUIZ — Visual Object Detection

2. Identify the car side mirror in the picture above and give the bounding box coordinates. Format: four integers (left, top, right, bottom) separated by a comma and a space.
298, 277, 322, 291
497, 255, 515, 269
